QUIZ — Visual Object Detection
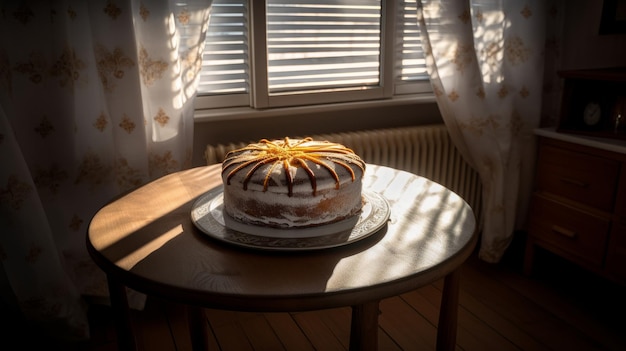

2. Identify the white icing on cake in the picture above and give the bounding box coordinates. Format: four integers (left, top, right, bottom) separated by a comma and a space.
221, 137, 366, 228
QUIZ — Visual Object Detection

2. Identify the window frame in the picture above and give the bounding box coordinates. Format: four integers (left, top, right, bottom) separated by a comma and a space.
193, 0, 432, 114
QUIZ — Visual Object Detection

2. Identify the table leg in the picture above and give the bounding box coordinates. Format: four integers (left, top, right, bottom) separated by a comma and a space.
188, 305, 210, 351
436, 269, 461, 351
107, 275, 137, 351
349, 300, 380, 351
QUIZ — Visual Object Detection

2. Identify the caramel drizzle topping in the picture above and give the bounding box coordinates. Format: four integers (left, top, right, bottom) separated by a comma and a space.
222, 137, 365, 196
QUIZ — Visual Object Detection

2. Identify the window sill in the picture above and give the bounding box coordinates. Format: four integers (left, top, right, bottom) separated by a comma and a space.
193, 94, 437, 123
191, 93, 441, 167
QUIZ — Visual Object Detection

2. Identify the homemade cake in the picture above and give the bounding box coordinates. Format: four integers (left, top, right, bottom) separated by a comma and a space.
221, 137, 366, 228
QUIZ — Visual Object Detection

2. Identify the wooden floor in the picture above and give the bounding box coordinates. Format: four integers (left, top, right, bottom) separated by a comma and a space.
6, 242, 626, 351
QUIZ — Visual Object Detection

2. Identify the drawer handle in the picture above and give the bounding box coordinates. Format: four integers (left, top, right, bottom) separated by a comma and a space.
559, 177, 588, 188
551, 225, 577, 238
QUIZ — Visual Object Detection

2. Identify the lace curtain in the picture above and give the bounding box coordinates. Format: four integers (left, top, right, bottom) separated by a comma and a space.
416, 0, 547, 262
0, 0, 210, 340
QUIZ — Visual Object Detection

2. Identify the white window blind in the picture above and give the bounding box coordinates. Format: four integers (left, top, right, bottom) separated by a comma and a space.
198, 0, 249, 94
266, 0, 381, 94
396, 0, 428, 84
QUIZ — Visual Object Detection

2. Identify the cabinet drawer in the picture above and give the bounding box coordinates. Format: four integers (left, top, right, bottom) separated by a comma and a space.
529, 194, 610, 267
535, 144, 619, 211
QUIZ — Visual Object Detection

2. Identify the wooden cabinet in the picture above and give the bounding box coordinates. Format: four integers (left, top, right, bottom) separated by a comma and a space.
524, 133, 626, 284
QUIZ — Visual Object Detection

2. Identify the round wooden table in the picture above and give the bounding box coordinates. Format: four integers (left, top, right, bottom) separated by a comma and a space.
87, 164, 477, 351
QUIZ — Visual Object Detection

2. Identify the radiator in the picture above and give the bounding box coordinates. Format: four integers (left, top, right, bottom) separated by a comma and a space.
205, 124, 482, 217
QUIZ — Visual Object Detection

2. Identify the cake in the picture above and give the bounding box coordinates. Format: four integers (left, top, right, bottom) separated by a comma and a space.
221, 137, 366, 228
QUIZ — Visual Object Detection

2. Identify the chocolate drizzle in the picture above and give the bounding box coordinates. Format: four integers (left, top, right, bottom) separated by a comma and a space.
222, 137, 366, 196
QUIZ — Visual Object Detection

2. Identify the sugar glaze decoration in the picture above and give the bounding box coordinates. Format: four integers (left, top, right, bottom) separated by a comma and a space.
222, 137, 366, 196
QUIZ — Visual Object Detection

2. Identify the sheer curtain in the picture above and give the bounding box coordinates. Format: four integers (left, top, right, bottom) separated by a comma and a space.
0, 0, 210, 340
416, 0, 547, 262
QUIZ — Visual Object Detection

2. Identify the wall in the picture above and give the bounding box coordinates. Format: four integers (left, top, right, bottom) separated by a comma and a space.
560, 0, 626, 70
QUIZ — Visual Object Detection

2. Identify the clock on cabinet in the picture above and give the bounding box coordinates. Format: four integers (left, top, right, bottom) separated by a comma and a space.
556, 67, 626, 140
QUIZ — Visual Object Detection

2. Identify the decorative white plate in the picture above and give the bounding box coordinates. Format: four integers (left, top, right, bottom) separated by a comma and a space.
190, 186, 390, 251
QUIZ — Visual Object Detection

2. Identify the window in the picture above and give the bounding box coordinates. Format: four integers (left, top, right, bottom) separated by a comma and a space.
195, 0, 429, 111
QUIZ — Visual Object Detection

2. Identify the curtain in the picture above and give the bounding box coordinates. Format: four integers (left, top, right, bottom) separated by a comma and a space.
0, 0, 210, 340
416, 0, 547, 263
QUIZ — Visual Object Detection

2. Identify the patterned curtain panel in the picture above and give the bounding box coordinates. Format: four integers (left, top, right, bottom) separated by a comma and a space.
416, 0, 548, 263
0, 0, 210, 340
